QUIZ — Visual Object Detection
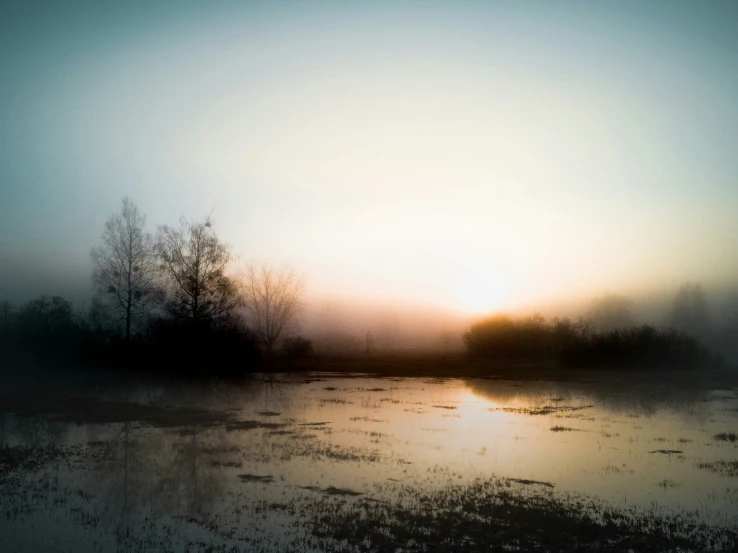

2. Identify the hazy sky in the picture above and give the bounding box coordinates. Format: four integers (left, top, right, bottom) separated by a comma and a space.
2, 0, 737, 313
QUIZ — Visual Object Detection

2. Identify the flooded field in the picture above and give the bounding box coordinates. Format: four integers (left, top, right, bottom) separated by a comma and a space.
1, 371, 738, 551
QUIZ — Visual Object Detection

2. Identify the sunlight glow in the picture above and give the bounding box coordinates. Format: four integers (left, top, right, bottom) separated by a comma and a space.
452, 268, 511, 315
8, 1, 736, 312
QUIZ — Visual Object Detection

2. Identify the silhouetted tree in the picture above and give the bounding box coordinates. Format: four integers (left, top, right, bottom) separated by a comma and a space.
561, 325, 716, 369
551, 316, 589, 352
0, 300, 13, 334
156, 215, 239, 324
464, 310, 717, 368
282, 336, 313, 368
86, 296, 117, 334
16, 295, 75, 341
75, 297, 120, 352
587, 293, 634, 332
464, 314, 549, 359
240, 262, 304, 354
669, 282, 711, 339
0, 300, 13, 354
18, 295, 72, 329
718, 290, 738, 362
91, 198, 160, 341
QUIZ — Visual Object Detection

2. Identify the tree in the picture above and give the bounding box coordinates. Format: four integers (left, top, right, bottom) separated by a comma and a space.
464, 313, 551, 359
282, 336, 313, 368
17, 295, 73, 335
91, 198, 160, 341
0, 300, 14, 349
0, 300, 13, 332
718, 289, 738, 362
669, 282, 710, 339
81, 297, 118, 342
720, 290, 738, 338
550, 316, 588, 352
156, 215, 239, 324
240, 262, 304, 354
587, 293, 634, 332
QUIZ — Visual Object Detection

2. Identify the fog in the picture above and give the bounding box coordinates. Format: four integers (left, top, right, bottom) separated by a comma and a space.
296, 283, 738, 360
3, 4, 738, 550
2, 0, 738, 361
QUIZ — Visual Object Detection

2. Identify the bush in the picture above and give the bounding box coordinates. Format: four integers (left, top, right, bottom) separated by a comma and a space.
145, 316, 260, 376
464, 314, 582, 360
560, 325, 718, 369
281, 336, 314, 359
464, 314, 718, 369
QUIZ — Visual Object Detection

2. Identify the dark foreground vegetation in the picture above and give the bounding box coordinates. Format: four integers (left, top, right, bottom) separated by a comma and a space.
0, 295, 263, 377
3, 436, 735, 552
0, 294, 729, 379
309, 477, 738, 552
1, 197, 310, 377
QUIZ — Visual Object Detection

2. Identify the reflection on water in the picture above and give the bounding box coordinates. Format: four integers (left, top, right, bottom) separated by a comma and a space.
1, 372, 737, 550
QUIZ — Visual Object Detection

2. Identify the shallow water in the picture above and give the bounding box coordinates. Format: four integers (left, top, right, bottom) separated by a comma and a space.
1, 372, 737, 551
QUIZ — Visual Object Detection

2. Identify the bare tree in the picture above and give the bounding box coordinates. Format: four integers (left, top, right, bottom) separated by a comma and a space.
240, 262, 304, 354
91, 198, 160, 341
156, 215, 239, 323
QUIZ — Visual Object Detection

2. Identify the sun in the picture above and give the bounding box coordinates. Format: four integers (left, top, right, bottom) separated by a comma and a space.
451, 268, 510, 314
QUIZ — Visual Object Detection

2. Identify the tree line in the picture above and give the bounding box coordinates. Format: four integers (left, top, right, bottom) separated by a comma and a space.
464, 287, 738, 368
1, 198, 310, 375
2, 198, 737, 373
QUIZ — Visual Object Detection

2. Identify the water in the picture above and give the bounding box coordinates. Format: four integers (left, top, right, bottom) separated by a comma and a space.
1, 371, 737, 551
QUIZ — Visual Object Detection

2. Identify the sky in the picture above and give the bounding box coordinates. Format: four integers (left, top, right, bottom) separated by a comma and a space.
1, 0, 738, 315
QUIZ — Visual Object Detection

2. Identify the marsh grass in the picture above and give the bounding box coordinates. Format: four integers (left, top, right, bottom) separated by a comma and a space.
300, 485, 363, 496
348, 416, 387, 423
307, 477, 738, 552
225, 420, 287, 431
238, 474, 274, 483
656, 479, 683, 489
506, 478, 555, 488
697, 461, 738, 477
490, 404, 592, 416
319, 398, 353, 405
0, 444, 73, 475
